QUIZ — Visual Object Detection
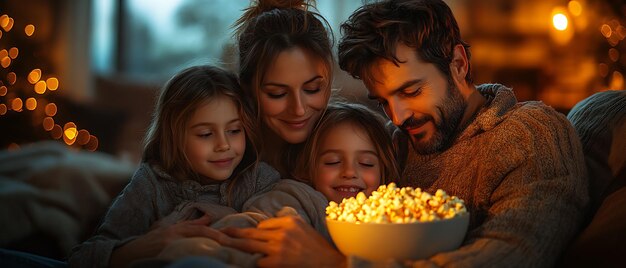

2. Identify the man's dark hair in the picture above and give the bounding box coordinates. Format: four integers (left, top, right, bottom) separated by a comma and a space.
338, 0, 472, 86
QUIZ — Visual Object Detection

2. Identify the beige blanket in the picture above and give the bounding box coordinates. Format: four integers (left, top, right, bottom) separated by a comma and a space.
0, 141, 136, 259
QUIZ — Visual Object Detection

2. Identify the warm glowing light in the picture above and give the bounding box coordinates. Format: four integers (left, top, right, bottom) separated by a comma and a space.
25, 98, 37, 110
601, 24, 612, 38
45, 103, 57, 116
0, 104, 6, 115
3, 18, 14, 32
0, 85, 6, 96
85, 135, 99, 151
63, 122, 78, 145
7, 48, 17, 59
1, 56, 11, 68
51, 124, 63, 139
76, 130, 90, 145
610, 71, 624, 90
43, 117, 54, 131
568, 1, 582, 17
0, 15, 9, 28
11, 98, 23, 111
8, 47, 18, 59
609, 48, 620, 62
617, 26, 626, 40
599, 63, 609, 77
8, 143, 19, 151
0, 49, 7, 59
7, 72, 16, 85
0, 31, 2, 39
553, 13, 568, 31
25, 24, 35, 36
35, 81, 47, 94
64, 128, 78, 140
46, 77, 59, 91
28, 69, 42, 84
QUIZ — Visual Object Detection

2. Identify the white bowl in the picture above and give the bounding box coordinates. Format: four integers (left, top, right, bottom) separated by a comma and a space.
326, 213, 469, 262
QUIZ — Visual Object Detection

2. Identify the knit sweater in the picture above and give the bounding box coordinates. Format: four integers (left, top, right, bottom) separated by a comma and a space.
68, 161, 280, 268
393, 84, 588, 267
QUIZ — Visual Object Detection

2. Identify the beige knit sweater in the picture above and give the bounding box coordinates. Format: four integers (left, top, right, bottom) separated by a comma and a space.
393, 84, 588, 267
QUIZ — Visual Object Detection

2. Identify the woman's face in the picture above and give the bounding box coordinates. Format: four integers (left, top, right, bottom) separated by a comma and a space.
259, 47, 330, 144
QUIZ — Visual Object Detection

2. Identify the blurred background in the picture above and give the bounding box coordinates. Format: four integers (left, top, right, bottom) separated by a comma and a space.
0, 0, 625, 163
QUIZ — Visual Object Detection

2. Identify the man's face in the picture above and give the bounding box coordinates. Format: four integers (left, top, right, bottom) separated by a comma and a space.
364, 44, 466, 154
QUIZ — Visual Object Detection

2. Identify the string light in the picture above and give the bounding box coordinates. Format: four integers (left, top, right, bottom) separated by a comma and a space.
0, 13, 99, 151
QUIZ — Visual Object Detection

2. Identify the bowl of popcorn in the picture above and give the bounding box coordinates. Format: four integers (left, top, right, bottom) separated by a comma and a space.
325, 183, 469, 262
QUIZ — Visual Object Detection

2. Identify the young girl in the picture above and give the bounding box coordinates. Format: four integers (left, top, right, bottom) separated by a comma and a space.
154, 102, 400, 267
68, 65, 280, 268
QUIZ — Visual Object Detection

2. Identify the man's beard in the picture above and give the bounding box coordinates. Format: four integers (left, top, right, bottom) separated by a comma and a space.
402, 78, 466, 155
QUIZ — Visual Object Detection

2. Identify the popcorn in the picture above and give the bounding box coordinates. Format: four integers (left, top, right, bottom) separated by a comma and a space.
326, 183, 467, 224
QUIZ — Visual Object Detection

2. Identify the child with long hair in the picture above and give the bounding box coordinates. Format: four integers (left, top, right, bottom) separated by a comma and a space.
68, 65, 280, 267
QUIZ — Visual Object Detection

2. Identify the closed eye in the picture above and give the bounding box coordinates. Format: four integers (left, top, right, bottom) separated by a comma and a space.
324, 161, 340, 165
267, 92, 287, 99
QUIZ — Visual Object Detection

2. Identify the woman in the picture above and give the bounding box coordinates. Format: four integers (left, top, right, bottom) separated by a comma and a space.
216, 0, 348, 266
234, 0, 334, 178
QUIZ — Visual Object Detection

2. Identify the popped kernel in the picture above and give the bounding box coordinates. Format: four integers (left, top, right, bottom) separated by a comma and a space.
326, 183, 467, 224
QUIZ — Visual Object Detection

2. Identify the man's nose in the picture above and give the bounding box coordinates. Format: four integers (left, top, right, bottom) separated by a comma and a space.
386, 100, 410, 127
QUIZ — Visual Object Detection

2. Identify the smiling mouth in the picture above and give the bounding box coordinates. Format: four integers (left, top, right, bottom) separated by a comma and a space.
333, 186, 364, 193
282, 118, 310, 128
210, 158, 233, 167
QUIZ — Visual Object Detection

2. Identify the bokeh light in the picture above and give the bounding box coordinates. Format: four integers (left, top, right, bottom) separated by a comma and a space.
553, 13, 568, 31
76, 130, 90, 145
8, 47, 18, 59
609, 48, 620, 62
25, 24, 35, 36
0, 15, 8, 28
46, 77, 59, 91
601, 24, 612, 38
0, 85, 6, 96
568, 1, 582, 17
0, 104, 6, 115
11, 98, 23, 111
43, 117, 54, 131
25, 98, 37, 110
28, 69, 42, 84
45, 103, 57, 116
63, 122, 78, 145
35, 81, 47, 94
7, 72, 16, 85
1, 56, 11, 68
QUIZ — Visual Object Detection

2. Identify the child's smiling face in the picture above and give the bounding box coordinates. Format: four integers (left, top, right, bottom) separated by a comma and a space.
184, 95, 246, 182
314, 121, 381, 203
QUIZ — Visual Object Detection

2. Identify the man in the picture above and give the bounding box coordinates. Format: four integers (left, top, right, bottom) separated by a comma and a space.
338, 0, 588, 267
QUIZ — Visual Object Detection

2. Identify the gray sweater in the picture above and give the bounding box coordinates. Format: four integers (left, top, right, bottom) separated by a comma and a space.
68, 161, 280, 268
392, 84, 588, 267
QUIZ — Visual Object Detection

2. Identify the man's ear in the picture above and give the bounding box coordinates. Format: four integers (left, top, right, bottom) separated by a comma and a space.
450, 44, 469, 85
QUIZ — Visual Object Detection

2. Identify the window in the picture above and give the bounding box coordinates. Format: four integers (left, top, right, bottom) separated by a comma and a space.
92, 0, 365, 81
